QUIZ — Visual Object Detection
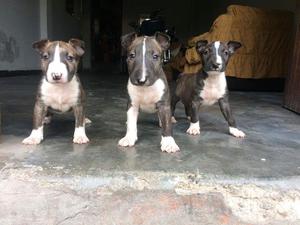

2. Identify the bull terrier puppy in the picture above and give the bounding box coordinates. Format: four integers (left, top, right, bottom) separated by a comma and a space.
171, 40, 245, 138
118, 32, 180, 153
22, 39, 90, 145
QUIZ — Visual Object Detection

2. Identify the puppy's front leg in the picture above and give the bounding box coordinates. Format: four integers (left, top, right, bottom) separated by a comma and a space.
218, 96, 245, 138
157, 103, 180, 153
73, 105, 89, 144
186, 100, 201, 135
22, 101, 47, 145
118, 104, 139, 147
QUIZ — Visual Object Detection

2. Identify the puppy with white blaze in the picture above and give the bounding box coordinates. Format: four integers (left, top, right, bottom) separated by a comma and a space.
118, 32, 180, 153
22, 39, 90, 145
171, 40, 246, 138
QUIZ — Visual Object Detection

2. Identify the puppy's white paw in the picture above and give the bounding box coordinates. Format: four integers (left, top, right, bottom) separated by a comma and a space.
85, 118, 92, 124
73, 135, 90, 144
229, 127, 246, 138
186, 122, 200, 135
161, 136, 180, 153
118, 135, 137, 147
73, 127, 89, 144
22, 128, 43, 145
187, 116, 191, 121
22, 136, 43, 145
43, 116, 52, 125
171, 116, 177, 123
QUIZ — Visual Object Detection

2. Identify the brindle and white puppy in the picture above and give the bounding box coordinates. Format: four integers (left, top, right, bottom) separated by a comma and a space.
118, 32, 180, 153
22, 39, 90, 145
171, 40, 245, 138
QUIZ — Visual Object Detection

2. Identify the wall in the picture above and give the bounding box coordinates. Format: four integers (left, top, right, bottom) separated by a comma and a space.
122, 0, 297, 42
0, 0, 40, 71
47, 0, 82, 40
122, 0, 201, 42
291, 0, 300, 28
47, 0, 91, 69
0, 0, 297, 71
0, 0, 88, 71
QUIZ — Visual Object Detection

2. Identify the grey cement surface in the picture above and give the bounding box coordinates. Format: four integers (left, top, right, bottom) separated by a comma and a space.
1, 70, 300, 224
0, 71, 300, 179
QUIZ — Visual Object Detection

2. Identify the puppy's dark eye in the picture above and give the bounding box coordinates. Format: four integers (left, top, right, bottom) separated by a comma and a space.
224, 50, 229, 56
203, 50, 209, 55
41, 53, 49, 60
66, 55, 74, 62
153, 54, 159, 60
129, 53, 135, 59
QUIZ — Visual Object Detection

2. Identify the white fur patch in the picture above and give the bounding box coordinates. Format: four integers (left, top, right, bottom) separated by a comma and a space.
229, 127, 246, 138
160, 136, 180, 153
141, 37, 147, 82
22, 126, 43, 145
46, 44, 68, 83
73, 126, 89, 144
186, 121, 200, 135
127, 78, 165, 113
171, 116, 177, 123
85, 118, 92, 124
200, 72, 226, 105
118, 106, 139, 147
41, 76, 80, 112
43, 116, 52, 125
214, 41, 222, 66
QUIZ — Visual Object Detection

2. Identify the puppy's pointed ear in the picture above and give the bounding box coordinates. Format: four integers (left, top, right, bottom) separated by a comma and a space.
121, 32, 137, 49
32, 39, 49, 52
155, 32, 170, 50
69, 38, 85, 56
195, 40, 208, 54
227, 41, 242, 55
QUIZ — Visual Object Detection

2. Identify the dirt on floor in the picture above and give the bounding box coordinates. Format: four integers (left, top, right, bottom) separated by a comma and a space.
0, 166, 300, 225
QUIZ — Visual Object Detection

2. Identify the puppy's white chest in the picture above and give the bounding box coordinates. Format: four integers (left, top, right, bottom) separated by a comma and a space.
200, 72, 226, 105
41, 77, 80, 112
128, 79, 165, 112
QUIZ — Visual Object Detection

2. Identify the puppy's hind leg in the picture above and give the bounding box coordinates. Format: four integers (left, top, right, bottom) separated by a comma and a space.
184, 104, 192, 121
171, 95, 180, 124
84, 117, 92, 124
218, 96, 245, 138
43, 111, 53, 125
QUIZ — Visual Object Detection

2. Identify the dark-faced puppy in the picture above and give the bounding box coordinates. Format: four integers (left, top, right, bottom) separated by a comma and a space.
171, 40, 245, 138
22, 39, 90, 145
118, 32, 180, 153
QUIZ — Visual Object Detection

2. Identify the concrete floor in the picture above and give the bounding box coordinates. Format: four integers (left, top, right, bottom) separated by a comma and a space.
0, 70, 300, 224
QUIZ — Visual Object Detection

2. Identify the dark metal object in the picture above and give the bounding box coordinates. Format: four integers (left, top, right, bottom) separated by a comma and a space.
128, 9, 177, 64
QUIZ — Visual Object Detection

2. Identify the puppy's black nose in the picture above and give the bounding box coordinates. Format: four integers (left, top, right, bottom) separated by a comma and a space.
137, 78, 146, 85
212, 63, 221, 70
52, 73, 62, 81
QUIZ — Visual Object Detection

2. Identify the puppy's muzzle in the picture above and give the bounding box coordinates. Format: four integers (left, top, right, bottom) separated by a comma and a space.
131, 77, 147, 86
137, 77, 147, 85
51, 72, 62, 81
211, 63, 222, 71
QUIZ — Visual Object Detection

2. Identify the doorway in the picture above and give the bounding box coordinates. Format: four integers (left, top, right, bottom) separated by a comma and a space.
90, 0, 123, 68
